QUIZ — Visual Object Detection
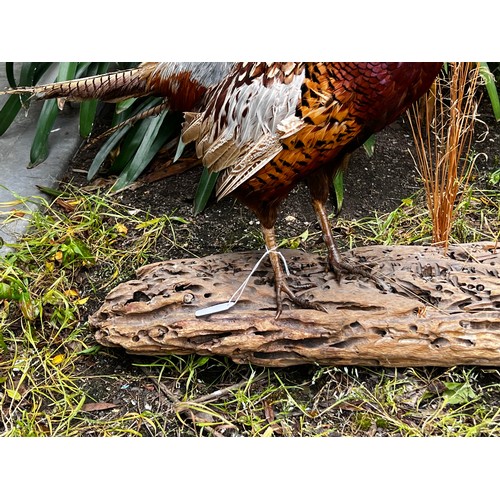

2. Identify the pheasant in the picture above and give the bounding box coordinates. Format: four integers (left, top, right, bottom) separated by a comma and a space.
179, 62, 442, 316
1, 62, 442, 317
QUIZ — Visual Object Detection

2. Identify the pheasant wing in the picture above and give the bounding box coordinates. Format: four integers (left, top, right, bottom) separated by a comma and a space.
180, 62, 307, 199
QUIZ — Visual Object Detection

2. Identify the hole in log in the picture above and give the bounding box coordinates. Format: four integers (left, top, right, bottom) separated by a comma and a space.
336, 303, 384, 312
476, 284, 485, 292
174, 283, 191, 292
431, 337, 450, 348
132, 335, 140, 342
300, 338, 329, 348
131, 291, 149, 303
373, 328, 387, 337
204, 292, 212, 298
457, 338, 474, 347
349, 321, 362, 331
253, 351, 303, 360
453, 299, 473, 309
460, 320, 498, 331
409, 325, 418, 333
190, 332, 233, 345
330, 337, 364, 349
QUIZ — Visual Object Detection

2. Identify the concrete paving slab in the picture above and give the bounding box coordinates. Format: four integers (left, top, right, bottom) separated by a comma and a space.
0, 63, 81, 254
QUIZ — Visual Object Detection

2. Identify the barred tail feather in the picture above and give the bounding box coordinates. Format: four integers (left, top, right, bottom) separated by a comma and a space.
0, 67, 153, 103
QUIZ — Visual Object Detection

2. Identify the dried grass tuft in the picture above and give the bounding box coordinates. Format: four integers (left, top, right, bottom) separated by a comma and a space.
408, 62, 481, 250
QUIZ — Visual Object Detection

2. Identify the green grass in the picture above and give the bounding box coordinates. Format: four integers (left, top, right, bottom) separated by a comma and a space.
1, 180, 500, 436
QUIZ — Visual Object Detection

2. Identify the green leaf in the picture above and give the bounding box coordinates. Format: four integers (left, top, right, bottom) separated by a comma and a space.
115, 98, 138, 116
443, 382, 476, 405
332, 169, 344, 214
5, 62, 16, 88
18, 63, 38, 107
0, 282, 20, 300
87, 124, 132, 180
480, 62, 500, 122
77, 345, 101, 355
489, 169, 500, 186
0, 95, 22, 136
32, 63, 53, 85
28, 98, 60, 167
363, 135, 376, 158
109, 118, 155, 173
193, 167, 219, 215
79, 100, 98, 138
112, 111, 175, 191
6, 388, 22, 401
78, 62, 110, 137
29, 62, 79, 167
35, 185, 65, 197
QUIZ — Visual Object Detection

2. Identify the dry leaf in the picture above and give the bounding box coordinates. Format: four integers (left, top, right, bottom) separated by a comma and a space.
81, 402, 118, 412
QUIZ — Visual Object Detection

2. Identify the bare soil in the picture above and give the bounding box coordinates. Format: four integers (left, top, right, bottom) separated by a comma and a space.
57, 96, 500, 436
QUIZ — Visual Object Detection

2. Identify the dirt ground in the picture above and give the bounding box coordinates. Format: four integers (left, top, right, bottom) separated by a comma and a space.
54, 93, 500, 436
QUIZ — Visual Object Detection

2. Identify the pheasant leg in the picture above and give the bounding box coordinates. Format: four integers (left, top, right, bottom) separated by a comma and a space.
310, 198, 374, 282
307, 159, 388, 288
261, 226, 326, 319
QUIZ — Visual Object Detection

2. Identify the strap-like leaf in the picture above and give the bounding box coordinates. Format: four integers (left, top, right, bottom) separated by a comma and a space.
29, 62, 78, 167
332, 170, 344, 214
87, 124, 132, 180
5, 62, 16, 88
193, 168, 219, 215
79, 100, 98, 138
112, 113, 168, 190
0, 62, 54, 136
112, 111, 183, 191
78, 62, 110, 137
0, 95, 22, 136
480, 62, 500, 122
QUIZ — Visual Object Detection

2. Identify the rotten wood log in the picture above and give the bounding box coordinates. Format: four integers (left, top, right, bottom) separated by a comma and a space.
89, 242, 500, 367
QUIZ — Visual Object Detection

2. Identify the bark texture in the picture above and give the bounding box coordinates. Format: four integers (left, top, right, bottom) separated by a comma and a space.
90, 242, 500, 367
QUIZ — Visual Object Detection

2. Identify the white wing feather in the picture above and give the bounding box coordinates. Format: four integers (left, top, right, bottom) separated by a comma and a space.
181, 64, 306, 198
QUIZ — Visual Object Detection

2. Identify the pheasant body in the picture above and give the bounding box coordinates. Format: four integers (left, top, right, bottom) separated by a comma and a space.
183, 63, 441, 225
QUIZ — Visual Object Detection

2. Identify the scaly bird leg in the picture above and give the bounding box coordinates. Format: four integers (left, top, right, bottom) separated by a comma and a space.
261, 225, 326, 319
310, 198, 374, 281
307, 157, 387, 288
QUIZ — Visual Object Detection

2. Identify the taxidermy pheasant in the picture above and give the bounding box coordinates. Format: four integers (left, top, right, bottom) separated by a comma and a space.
2, 62, 442, 317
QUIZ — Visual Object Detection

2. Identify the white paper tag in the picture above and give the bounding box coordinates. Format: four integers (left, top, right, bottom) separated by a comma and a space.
195, 301, 236, 317
194, 246, 289, 318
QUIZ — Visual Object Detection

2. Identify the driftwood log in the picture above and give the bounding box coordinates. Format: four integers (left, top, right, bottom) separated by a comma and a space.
90, 242, 500, 367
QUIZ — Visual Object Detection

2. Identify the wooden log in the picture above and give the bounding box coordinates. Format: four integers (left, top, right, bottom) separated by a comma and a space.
89, 242, 500, 367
